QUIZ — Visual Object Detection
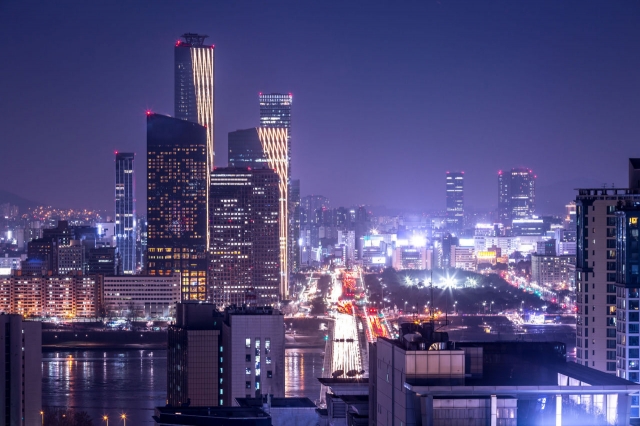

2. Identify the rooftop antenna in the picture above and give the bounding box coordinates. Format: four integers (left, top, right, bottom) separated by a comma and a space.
180, 33, 209, 46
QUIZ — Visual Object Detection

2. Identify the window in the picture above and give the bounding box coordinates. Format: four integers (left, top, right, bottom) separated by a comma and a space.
631, 312, 640, 322
607, 295, 616, 304
246, 354, 251, 362
266, 357, 272, 364
607, 328, 616, 337
631, 349, 640, 359
267, 370, 272, 378
607, 351, 616, 360
631, 336, 639, 346
607, 339, 617, 348
245, 338, 250, 348
607, 362, 616, 371
246, 381, 251, 389
608, 262, 617, 271
246, 368, 251, 375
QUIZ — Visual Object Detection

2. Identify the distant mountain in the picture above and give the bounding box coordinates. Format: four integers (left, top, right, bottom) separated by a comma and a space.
0, 189, 39, 212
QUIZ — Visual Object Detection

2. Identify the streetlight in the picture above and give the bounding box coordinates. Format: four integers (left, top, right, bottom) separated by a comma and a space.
103, 415, 109, 426
120, 413, 126, 426
491, 301, 494, 314
40, 411, 44, 426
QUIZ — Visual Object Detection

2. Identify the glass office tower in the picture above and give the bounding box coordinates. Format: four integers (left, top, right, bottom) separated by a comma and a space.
175, 33, 215, 170
445, 171, 464, 231
115, 152, 136, 274
146, 113, 208, 301
209, 168, 280, 307
260, 93, 294, 279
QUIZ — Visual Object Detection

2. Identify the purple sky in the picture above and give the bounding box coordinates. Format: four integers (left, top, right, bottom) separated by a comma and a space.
1, 1, 639, 215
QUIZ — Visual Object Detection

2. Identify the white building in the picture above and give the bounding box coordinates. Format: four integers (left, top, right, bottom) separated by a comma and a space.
102, 273, 180, 318
222, 306, 285, 405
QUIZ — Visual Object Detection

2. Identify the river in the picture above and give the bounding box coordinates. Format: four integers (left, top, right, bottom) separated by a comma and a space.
42, 348, 324, 425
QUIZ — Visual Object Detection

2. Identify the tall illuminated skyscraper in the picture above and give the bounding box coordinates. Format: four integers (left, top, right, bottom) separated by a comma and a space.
227, 127, 290, 299
445, 171, 464, 231
175, 33, 215, 170
115, 152, 136, 274
209, 168, 280, 307
146, 113, 208, 301
498, 168, 536, 224
259, 93, 294, 279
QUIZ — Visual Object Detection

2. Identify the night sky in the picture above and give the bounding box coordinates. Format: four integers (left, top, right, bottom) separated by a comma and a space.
1, 1, 639, 215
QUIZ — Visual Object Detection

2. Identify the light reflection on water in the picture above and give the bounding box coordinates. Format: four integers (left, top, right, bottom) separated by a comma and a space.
43, 347, 325, 425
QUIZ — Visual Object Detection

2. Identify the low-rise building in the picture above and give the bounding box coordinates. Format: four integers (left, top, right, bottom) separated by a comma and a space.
0, 275, 98, 317
102, 273, 180, 318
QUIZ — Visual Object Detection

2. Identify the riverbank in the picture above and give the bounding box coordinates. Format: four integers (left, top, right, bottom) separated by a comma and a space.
42, 316, 331, 350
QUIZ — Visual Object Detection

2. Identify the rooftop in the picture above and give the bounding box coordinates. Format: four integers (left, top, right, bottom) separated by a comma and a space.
153, 406, 269, 426
235, 397, 316, 409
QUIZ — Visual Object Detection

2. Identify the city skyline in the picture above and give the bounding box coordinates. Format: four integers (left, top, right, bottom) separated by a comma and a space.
1, 1, 639, 214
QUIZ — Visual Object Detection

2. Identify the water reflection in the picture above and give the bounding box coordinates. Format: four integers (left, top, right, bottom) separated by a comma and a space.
43, 348, 325, 425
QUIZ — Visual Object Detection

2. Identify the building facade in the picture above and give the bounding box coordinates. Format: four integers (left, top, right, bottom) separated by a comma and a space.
575, 187, 640, 372
221, 306, 285, 405
102, 274, 180, 318
445, 171, 464, 231
531, 254, 576, 291
167, 303, 222, 407
0, 315, 41, 426
209, 168, 280, 307
175, 33, 215, 170
115, 152, 136, 274
498, 168, 536, 224
146, 113, 208, 301
0, 275, 98, 318
259, 93, 294, 281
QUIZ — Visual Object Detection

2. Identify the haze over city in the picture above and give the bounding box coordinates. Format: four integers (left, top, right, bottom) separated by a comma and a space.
1, 0, 639, 213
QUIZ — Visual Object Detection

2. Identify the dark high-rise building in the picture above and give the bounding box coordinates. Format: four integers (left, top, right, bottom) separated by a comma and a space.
228, 128, 268, 169
146, 113, 208, 301
227, 127, 289, 299
445, 171, 464, 231
167, 303, 222, 407
209, 168, 280, 307
0, 315, 41, 425
175, 33, 215, 170
498, 168, 536, 224
115, 152, 136, 274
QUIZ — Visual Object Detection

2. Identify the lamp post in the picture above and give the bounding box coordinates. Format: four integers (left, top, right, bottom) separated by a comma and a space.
491, 301, 494, 314
103, 415, 109, 426
120, 413, 126, 426
40, 411, 44, 426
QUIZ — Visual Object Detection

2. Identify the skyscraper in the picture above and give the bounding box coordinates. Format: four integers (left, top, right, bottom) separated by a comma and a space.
115, 152, 136, 274
257, 127, 289, 300
227, 127, 290, 300
259, 94, 294, 281
146, 113, 208, 301
175, 33, 215, 170
209, 168, 280, 307
445, 171, 464, 231
228, 128, 268, 169
498, 168, 536, 224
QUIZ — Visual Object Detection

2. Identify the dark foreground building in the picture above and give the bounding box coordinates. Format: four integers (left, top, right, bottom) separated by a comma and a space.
365, 321, 640, 426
